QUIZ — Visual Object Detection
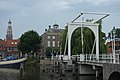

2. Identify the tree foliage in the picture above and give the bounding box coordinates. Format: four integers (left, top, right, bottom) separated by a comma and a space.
71, 28, 82, 54
84, 28, 95, 54
97, 20, 106, 54
108, 28, 120, 39
45, 47, 60, 57
115, 28, 120, 38
18, 30, 41, 53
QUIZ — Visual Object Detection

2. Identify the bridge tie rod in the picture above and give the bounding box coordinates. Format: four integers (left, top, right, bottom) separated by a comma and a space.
71, 12, 110, 23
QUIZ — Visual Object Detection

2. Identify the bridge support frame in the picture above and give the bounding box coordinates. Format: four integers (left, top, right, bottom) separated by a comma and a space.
67, 22, 99, 61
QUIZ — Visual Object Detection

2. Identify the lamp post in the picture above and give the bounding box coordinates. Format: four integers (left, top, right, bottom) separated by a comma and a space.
113, 27, 116, 63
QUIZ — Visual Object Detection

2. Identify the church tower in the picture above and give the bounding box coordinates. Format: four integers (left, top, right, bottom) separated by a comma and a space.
6, 20, 13, 40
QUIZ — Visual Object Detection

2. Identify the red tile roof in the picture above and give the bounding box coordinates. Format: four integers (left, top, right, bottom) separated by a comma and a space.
5, 39, 19, 47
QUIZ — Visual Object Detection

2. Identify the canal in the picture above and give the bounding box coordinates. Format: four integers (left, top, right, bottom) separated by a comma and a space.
0, 65, 96, 80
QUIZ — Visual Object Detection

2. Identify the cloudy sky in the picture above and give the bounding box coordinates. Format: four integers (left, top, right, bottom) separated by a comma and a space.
0, 0, 120, 39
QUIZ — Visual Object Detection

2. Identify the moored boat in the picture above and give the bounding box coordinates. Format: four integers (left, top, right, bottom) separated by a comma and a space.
0, 57, 27, 68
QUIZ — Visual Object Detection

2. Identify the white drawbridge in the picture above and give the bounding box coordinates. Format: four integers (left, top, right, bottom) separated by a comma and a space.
64, 12, 110, 61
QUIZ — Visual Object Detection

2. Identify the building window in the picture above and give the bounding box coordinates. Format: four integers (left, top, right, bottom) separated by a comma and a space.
15, 42, 17, 44
12, 42, 14, 44
48, 36, 50, 39
14, 48, 18, 51
48, 41, 50, 47
7, 48, 12, 51
52, 41, 55, 47
52, 36, 55, 39
58, 41, 60, 47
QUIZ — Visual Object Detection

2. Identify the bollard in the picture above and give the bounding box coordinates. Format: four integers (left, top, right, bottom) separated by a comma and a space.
20, 63, 25, 79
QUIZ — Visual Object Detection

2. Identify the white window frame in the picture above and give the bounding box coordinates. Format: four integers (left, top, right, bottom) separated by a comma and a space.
7, 48, 12, 51
52, 41, 55, 47
48, 36, 50, 39
12, 42, 14, 44
15, 42, 17, 44
52, 36, 55, 39
58, 41, 60, 47
48, 41, 50, 47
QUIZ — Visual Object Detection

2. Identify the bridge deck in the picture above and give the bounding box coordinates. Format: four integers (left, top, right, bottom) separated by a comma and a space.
78, 61, 103, 67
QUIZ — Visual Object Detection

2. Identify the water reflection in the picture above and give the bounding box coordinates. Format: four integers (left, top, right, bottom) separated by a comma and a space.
21, 65, 40, 80
40, 72, 96, 80
0, 66, 96, 80
80, 75, 96, 80
0, 68, 19, 80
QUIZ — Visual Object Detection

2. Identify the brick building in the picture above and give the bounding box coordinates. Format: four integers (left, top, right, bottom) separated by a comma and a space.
106, 38, 120, 54
41, 24, 64, 56
5, 39, 19, 56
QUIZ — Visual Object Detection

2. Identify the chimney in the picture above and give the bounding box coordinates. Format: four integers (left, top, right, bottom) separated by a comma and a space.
45, 29, 47, 33
49, 25, 51, 29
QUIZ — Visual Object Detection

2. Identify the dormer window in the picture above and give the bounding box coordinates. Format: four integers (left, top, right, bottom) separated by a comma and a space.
15, 42, 17, 44
12, 42, 14, 44
53, 23, 59, 29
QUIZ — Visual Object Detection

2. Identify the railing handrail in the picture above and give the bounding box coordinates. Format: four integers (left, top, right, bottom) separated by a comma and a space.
51, 53, 120, 64
71, 53, 120, 64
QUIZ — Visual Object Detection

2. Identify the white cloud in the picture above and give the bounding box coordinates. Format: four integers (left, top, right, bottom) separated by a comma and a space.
0, 0, 120, 39
63, 0, 118, 5
0, 0, 117, 16
12, 0, 73, 19
35, 0, 71, 12
86, 0, 120, 5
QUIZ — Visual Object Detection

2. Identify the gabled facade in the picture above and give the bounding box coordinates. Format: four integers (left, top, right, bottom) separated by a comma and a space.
5, 39, 19, 53
0, 39, 19, 57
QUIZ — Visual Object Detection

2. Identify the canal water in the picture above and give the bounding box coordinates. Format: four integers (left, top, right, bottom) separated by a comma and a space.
0, 65, 96, 80
0, 68, 20, 80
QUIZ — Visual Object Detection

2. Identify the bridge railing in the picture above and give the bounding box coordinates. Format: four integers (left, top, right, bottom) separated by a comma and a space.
99, 54, 115, 63
51, 53, 120, 64
71, 54, 120, 64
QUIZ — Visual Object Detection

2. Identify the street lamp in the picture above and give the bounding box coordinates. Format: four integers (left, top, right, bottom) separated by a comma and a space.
113, 27, 116, 63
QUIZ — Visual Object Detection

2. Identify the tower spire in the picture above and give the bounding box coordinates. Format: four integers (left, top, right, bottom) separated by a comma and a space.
6, 19, 13, 40
8, 19, 11, 24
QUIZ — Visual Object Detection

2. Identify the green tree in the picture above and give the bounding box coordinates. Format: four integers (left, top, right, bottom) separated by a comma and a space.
97, 20, 106, 54
45, 47, 60, 57
115, 28, 120, 38
108, 28, 120, 39
45, 47, 52, 58
61, 26, 68, 54
84, 28, 95, 54
71, 28, 82, 54
18, 30, 41, 54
